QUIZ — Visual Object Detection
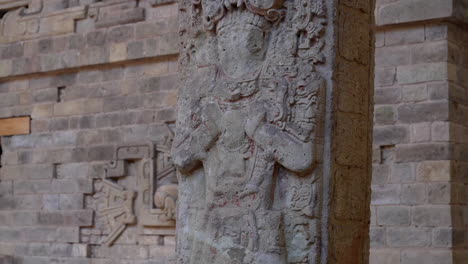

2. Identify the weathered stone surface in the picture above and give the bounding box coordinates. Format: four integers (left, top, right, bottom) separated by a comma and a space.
173, 0, 372, 263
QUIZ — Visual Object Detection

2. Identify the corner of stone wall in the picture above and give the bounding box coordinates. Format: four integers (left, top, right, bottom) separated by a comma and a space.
371, 0, 468, 263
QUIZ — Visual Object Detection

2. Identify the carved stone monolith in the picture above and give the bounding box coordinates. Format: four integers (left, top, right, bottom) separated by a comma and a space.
172, 0, 373, 263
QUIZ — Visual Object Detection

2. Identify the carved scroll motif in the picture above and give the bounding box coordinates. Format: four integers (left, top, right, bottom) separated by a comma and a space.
174, 0, 326, 263
97, 141, 178, 247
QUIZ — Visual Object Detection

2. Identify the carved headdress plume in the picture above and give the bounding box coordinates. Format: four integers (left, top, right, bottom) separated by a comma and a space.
193, 0, 285, 30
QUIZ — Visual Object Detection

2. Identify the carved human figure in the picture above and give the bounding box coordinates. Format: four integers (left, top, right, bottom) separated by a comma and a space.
174, 1, 326, 263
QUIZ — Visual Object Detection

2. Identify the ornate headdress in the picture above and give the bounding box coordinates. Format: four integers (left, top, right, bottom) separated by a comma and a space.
192, 0, 285, 30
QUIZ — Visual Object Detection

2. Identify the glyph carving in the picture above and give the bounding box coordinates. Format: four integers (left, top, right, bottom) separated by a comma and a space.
173, 0, 326, 263
90, 141, 178, 247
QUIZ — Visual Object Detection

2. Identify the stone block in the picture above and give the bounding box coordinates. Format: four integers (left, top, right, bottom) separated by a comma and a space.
375, 46, 411, 67
96, 7, 145, 29
387, 227, 429, 247
377, 206, 411, 226
416, 160, 451, 182
369, 249, 400, 264
395, 143, 452, 162
87, 145, 116, 161
374, 87, 400, 104
33, 88, 58, 103
385, 26, 425, 46
410, 122, 430, 143
376, 0, 454, 26
431, 121, 450, 142
432, 227, 465, 248
0, 164, 55, 180
54, 99, 103, 116
397, 63, 449, 84
43, 194, 60, 211
401, 183, 426, 205
425, 23, 448, 41
37, 210, 93, 226
107, 26, 135, 44
389, 163, 415, 183
372, 164, 390, 185
371, 184, 401, 205
374, 106, 396, 125
411, 41, 448, 64
374, 126, 409, 146
427, 183, 452, 204
401, 249, 453, 264
49, 118, 70, 131
413, 206, 452, 226
397, 102, 449, 123
401, 84, 427, 102
109, 43, 128, 62
1, 43, 24, 59
59, 194, 84, 210
86, 31, 107, 47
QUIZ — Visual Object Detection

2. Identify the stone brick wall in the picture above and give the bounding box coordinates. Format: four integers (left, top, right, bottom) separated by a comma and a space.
0, 1, 179, 263
370, 0, 468, 263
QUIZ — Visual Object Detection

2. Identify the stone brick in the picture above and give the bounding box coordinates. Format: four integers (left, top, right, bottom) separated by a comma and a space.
401, 84, 427, 102
374, 106, 396, 125
371, 184, 401, 205
49, 118, 70, 131
372, 164, 390, 185
37, 210, 93, 226
395, 143, 452, 162
397, 63, 449, 84
427, 183, 452, 204
77, 70, 103, 84
375, 46, 411, 67
377, 206, 411, 226
1, 43, 24, 59
388, 163, 415, 183
411, 41, 448, 64
409, 122, 430, 143
416, 161, 451, 182
107, 26, 134, 43
431, 121, 450, 142
425, 23, 448, 41
374, 126, 409, 146
400, 183, 426, 205
43, 194, 60, 211
387, 227, 429, 247
375, 67, 396, 87
397, 102, 449, 123
369, 249, 400, 264
374, 87, 400, 105
0, 181, 13, 197
432, 228, 465, 247
86, 31, 107, 47
128, 41, 145, 59
401, 249, 453, 264
412, 206, 452, 226
385, 26, 425, 46
0, 164, 55, 180
54, 99, 103, 116
109, 43, 128, 62
376, 0, 454, 26
87, 145, 115, 161
59, 194, 84, 210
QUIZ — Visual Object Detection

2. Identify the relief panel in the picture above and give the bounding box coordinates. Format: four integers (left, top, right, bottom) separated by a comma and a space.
173, 1, 327, 263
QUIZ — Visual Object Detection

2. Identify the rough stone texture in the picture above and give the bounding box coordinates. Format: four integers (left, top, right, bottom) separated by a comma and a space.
0, 0, 179, 263
370, 0, 468, 262
173, 0, 373, 263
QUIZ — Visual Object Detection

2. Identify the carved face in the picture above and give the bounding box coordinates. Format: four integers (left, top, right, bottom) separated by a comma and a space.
217, 23, 268, 78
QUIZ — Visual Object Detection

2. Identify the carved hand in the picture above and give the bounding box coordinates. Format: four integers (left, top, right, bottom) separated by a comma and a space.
245, 106, 267, 139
